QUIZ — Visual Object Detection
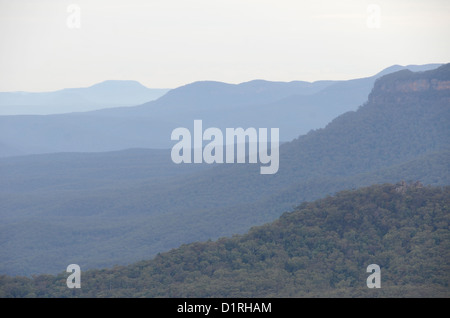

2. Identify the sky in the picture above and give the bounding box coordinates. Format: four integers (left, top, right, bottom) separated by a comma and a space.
0, 0, 449, 92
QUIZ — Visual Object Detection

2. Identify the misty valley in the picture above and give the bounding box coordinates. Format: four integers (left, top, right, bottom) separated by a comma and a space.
0, 63, 449, 298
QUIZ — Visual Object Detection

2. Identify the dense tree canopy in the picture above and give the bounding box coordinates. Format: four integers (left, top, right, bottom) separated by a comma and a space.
1, 183, 448, 297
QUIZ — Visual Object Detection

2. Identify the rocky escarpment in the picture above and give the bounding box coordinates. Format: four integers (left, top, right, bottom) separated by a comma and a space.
377, 77, 450, 93
368, 63, 450, 104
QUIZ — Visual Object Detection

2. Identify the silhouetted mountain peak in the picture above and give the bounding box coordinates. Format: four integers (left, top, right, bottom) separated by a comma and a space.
150, 79, 331, 111
374, 63, 443, 77
87, 80, 149, 90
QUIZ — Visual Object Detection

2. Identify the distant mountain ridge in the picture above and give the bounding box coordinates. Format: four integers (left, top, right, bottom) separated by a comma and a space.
0, 63, 442, 157
0, 80, 170, 115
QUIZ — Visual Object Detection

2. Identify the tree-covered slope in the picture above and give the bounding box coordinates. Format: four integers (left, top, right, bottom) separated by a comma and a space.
1, 183, 448, 297
0, 64, 448, 276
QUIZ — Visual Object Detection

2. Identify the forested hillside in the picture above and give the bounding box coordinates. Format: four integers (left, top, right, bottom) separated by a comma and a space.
0, 64, 448, 276
1, 183, 448, 297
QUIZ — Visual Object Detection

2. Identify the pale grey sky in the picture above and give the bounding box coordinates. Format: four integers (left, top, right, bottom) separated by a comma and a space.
0, 0, 449, 91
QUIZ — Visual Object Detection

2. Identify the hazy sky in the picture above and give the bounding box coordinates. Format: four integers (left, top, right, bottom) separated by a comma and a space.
0, 0, 449, 91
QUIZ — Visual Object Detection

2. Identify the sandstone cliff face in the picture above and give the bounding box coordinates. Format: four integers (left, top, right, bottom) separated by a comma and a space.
368, 64, 450, 104
378, 78, 450, 93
